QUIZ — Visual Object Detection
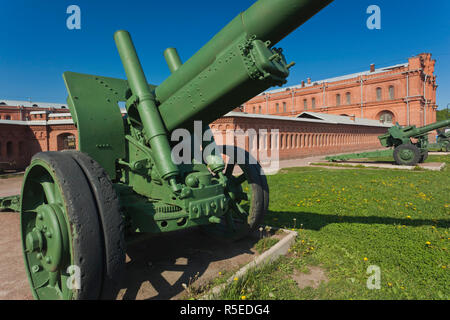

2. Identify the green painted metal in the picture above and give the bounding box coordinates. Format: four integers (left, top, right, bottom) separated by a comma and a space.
328, 119, 450, 165
325, 149, 393, 162
163, 48, 183, 73
0, 195, 21, 212
63, 72, 127, 179
428, 129, 450, 152
60, 0, 332, 236
21, 159, 73, 300
378, 119, 450, 149
18, 0, 334, 299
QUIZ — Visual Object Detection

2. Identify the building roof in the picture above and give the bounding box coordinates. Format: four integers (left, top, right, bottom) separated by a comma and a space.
0, 99, 68, 109
261, 63, 409, 95
0, 119, 73, 126
296, 112, 392, 127
224, 111, 392, 128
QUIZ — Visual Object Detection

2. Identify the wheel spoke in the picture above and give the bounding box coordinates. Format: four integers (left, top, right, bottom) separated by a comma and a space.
41, 181, 57, 204
231, 201, 248, 220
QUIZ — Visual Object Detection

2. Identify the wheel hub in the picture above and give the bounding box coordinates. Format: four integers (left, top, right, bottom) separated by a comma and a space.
26, 204, 68, 273
399, 149, 414, 161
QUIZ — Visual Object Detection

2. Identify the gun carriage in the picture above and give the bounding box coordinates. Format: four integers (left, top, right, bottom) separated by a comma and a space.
1, 0, 333, 299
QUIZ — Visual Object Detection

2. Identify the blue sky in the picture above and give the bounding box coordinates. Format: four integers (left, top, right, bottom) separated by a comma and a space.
1, 0, 449, 109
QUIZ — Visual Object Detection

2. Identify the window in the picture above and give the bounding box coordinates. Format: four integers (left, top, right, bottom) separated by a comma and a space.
283, 102, 287, 113
258, 106, 262, 114
336, 94, 341, 106
57, 133, 77, 150
303, 99, 307, 110
379, 111, 394, 124
253, 107, 256, 113
376, 87, 382, 101
276, 103, 279, 114
311, 98, 316, 109
5, 115, 11, 120
346, 92, 351, 105
389, 86, 395, 100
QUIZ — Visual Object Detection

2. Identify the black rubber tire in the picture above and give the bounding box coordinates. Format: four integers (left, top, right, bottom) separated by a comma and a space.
393, 144, 421, 166
26, 152, 104, 299
419, 150, 428, 163
63, 151, 126, 300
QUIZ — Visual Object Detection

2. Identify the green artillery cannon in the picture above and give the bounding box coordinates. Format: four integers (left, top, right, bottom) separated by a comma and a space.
2, 0, 333, 300
326, 119, 450, 166
427, 128, 450, 152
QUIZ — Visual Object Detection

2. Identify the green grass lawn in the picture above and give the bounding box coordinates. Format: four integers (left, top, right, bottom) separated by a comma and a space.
217, 155, 449, 300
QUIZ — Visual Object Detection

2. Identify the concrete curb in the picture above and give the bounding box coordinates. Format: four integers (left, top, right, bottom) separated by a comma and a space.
309, 161, 446, 171
200, 228, 298, 300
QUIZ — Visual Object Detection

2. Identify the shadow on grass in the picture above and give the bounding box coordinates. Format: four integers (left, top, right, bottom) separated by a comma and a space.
267, 210, 450, 231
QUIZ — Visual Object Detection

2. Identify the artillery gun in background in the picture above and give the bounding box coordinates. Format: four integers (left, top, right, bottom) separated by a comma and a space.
0, 0, 333, 300
326, 119, 450, 166
427, 128, 450, 152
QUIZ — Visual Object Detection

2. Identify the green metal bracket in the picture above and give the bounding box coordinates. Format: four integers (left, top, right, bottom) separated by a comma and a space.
0, 195, 21, 212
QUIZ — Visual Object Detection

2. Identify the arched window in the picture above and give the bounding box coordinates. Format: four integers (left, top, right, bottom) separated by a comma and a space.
336, 94, 341, 106
283, 102, 287, 113
389, 86, 395, 100
276, 103, 279, 113
346, 92, 351, 105
253, 106, 256, 113
311, 98, 316, 109
57, 133, 77, 150
303, 99, 308, 110
376, 87, 382, 101
258, 106, 262, 114
378, 111, 394, 124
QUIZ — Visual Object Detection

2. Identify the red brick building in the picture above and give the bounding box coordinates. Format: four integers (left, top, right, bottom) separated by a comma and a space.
243, 53, 438, 127
0, 103, 77, 171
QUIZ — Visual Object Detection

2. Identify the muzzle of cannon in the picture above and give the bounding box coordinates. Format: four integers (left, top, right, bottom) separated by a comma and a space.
14, 0, 334, 300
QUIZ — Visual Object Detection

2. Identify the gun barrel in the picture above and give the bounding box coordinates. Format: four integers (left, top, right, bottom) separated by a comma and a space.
155, 0, 333, 105
407, 119, 450, 137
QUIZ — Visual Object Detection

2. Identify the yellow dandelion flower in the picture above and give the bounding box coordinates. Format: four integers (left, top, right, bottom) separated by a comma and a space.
363, 257, 368, 262
426, 241, 431, 245
234, 277, 238, 281
241, 296, 246, 300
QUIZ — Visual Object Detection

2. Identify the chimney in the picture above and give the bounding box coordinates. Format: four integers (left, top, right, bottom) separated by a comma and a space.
370, 64, 375, 72
307, 78, 311, 84
301, 80, 305, 88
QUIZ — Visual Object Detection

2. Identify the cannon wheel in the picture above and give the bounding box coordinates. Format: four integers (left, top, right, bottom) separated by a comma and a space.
201, 146, 269, 241
393, 144, 421, 166
21, 152, 104, 300
63, 150, 126, 299
419, 150, 428, 163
